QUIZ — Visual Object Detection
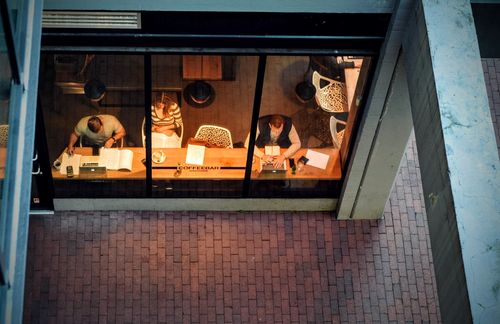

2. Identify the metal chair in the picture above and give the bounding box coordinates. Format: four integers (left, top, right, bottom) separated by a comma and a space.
194, 125, 233, 148
141, 118, 183, 148
312, 71, 348, 113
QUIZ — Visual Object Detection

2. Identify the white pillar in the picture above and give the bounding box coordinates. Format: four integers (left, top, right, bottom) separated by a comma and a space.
403, 1, 500, 322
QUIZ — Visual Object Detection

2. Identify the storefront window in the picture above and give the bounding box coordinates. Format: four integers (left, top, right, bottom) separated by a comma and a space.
39, 52, 371, 199
150, 55, 256, 197
249, 55, 369, 197
41, 53, 146, 197
0, 16, 12, 205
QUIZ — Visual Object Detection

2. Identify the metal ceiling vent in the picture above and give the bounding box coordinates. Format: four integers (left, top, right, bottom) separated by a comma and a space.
42, 11, 141, 29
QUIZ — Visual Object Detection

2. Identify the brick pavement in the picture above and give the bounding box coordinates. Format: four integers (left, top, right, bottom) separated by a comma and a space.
23, 135, 441, 323
483, 58, 500, 154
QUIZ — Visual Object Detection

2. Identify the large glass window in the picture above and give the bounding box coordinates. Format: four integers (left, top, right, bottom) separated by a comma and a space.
39, 52, 371, 199
0, 12, 12, 216
150, 55, 256, 197
0, 5, 13, 287
41, 53, 146, 197
249, 55, 369, 197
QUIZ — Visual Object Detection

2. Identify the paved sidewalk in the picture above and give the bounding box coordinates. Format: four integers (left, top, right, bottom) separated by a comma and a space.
23, 137, 441, 323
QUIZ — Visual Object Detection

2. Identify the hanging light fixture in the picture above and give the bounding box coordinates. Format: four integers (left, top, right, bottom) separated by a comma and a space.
84, 78, 106, 102
184, 80, 215, 108
295, 81, 316, 103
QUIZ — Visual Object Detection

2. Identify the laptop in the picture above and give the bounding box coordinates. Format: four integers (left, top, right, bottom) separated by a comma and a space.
259, 161, 287, 178
79, 156, 107, 178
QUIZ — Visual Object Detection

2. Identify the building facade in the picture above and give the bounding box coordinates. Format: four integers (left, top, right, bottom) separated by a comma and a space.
1, 1, 499, 323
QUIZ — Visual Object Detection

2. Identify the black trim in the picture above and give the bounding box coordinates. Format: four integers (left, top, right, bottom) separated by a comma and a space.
243, 55, 267, 197
144, 54, 152, 197
0, 250, 7, 286
42, 33, 383, 54
141, 12, 389, 37
42, 12, 390, 54
472, 3, 500, 57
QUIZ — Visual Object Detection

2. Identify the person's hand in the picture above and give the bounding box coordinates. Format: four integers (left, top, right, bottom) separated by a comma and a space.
273, 155, 286, 168
104, 138, 114, 148
262, 154, 273, 163
67, 146, 75, 156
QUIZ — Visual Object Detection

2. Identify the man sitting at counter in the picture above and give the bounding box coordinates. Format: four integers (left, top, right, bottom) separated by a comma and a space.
245, 114, 301, 168
66, 115, 126, 155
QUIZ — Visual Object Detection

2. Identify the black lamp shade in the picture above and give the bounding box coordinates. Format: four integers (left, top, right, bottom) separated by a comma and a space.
295, 81, 316, 103
190, 81, 211, 104
84, 79, 106, 101
184, 81, 215, 108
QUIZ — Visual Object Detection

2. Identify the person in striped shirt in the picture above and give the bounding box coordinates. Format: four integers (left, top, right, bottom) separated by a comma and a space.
151, 93, 183, 144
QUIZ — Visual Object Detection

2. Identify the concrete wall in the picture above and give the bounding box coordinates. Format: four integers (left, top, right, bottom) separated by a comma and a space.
404, 1, 500, 323
43, 0, 395, 13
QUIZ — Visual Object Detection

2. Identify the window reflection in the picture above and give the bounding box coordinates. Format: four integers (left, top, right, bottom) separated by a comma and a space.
40, 53, 146, 198
38, 53, 370, 199
250, 55, 369, 197
150, 55, 256, 197
0, 17, 12, 202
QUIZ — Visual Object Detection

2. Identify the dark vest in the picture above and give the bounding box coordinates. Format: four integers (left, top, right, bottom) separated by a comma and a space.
255, 115, 293, 148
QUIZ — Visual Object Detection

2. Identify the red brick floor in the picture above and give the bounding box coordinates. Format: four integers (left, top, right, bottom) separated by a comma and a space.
23, 137, 441, 323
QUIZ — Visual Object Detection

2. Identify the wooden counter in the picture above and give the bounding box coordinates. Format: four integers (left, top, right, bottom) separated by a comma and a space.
52, 147, 342, 180
0, 148, 6, 179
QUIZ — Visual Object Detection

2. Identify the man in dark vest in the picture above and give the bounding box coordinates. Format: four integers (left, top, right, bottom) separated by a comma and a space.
245, 114, 301, 168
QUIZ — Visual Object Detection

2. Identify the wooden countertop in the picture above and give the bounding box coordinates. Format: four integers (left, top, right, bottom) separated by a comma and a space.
52, 147, 341, 180
0, 148, 6, 179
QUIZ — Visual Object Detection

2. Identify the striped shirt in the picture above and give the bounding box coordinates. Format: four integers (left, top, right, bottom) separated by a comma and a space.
151, 103, 182, 128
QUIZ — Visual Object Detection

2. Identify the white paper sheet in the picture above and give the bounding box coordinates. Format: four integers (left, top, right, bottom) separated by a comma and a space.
186, 144, 206, 166
264, 145, 280, 156
305, 149, 330, 170
60, 153, 81, 175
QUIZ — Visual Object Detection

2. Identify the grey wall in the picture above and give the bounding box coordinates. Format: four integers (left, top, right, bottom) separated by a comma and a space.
404, 0, 500, 323
43, 0, 395, 13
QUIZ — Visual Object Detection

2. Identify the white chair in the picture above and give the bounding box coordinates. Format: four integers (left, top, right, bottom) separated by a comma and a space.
312, 71, 348, 113
141, 118, 183, 148
0, 125, 9, 147
330, 116, 347, 149
194, 125, 233, 148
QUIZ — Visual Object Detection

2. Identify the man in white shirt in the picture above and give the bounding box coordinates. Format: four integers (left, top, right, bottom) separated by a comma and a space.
66, 115, 126, 155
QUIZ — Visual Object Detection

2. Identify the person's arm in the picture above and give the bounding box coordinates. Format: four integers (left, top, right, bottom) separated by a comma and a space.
273, 125, 301, 168
244, 128, 266, 159
67, 131, 79, 155
172, 105, 183, 128
105, 124, 126, 148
